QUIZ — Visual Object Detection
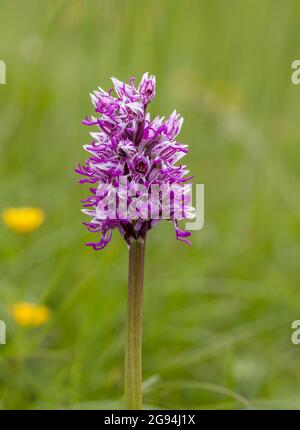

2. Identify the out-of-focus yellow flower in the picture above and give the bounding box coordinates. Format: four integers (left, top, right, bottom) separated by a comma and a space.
2, 207, 45, 234
11, 302, 50, 327
210, 80, 243, 112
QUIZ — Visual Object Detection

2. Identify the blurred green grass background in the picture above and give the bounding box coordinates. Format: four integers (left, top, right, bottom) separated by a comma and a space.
1, 0, 300, 409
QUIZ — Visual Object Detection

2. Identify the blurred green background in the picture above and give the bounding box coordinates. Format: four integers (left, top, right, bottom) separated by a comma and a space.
1, 0, 300, 410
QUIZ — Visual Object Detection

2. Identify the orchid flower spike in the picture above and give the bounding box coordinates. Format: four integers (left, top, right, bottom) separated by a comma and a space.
76, 73, 193, 250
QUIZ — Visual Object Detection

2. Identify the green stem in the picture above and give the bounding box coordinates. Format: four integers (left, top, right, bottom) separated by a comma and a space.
125, 237, 146, 410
